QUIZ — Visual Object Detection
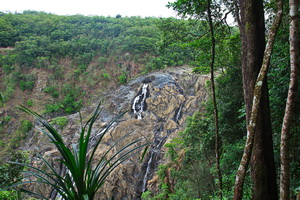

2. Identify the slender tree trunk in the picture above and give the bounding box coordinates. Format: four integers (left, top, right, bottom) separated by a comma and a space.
280, 0, 299, 199
233, 0, 283, 199
207, 1, 222, 199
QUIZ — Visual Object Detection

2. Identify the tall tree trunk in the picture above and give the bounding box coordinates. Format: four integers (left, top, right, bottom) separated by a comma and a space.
280, 0, 299, 199
234, 0, 282, 199
207, 1, 222, 199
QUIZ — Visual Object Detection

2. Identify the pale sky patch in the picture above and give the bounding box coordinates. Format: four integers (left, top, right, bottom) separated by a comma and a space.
1, 0, 178, 18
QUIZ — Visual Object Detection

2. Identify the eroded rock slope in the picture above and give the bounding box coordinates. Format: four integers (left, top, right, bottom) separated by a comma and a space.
23, 66, 209, 199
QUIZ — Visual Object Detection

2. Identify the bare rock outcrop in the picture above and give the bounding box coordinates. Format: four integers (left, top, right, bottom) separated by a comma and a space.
23, 66, 209, 199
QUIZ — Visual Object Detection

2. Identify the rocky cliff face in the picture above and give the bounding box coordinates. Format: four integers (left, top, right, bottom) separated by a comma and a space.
23, 66, 209, 199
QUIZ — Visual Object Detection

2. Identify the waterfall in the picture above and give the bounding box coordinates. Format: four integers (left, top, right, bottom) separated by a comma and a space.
174, 103, 184, 124
142, 139, 163, 192
132, 84, 148, 119
142, 151, 154, 192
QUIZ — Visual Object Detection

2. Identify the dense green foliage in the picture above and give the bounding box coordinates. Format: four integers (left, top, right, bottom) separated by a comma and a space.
142, 32, 248, 199
0, 11, 208, 116
0, 7, 299, 199
268, 9, 300, 195
0, 11, 204, 70
141, 5, 300, 199
0, 151, 28, 200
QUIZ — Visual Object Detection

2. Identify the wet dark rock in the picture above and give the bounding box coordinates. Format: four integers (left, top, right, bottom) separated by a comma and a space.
23, 66, 209, 200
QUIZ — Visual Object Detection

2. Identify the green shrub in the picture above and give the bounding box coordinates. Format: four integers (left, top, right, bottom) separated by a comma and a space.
0, 151, 28, 187
0, 190, 17, 200
44, 103, 61, 114
98, 57, 107, 65
102, 73, 110, 79
50, 116, 69, 129
2, 65, 15, 75
19, 74, 36, 91
3, 82, 15, 100
43, 85, 83, 114
0, 116, 11, 133
0, 140, 5, 148
61, 84, 83, 114
117, 73, 127, 84
26, 99, 33, 107
20, 120, 32, 134
50, 65, 64, 80
2, 116, 11, 123
35, 56, 50, 68
19, 81, 35, 91
44, 86, 59, 98
141, 191, 152, 200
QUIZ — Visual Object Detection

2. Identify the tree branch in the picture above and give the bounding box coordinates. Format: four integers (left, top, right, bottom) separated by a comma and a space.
280, 0, 299, 199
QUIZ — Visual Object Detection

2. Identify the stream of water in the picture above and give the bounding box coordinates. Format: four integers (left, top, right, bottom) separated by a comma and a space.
142, 138, 164, 193
132, 84, 148, 119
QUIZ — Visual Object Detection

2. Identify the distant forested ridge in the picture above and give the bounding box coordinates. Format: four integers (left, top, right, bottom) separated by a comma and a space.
0, 11, 205, 71
0, 11, 213, 115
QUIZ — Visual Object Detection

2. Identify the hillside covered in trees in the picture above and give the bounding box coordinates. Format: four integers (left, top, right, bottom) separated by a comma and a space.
0, 11, 205, 152
0, 11, 212, 113
0, 0, 300, 199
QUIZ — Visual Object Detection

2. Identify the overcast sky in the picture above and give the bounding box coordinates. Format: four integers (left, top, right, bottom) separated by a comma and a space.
1, 0, 178, 18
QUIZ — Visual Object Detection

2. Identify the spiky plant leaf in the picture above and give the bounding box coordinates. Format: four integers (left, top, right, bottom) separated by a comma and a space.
0, 103, 150, 200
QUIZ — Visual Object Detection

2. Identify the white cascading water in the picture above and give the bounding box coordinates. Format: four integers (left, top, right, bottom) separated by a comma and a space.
142, 151, 154, 192
142, 139, 163, 192
175, 103, 184, 124
132, 84, 148, 119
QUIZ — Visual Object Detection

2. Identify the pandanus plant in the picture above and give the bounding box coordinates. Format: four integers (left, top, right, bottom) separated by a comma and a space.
3, 103, 149, 199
